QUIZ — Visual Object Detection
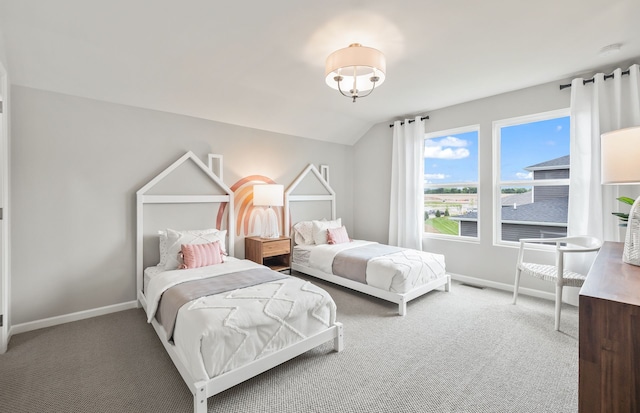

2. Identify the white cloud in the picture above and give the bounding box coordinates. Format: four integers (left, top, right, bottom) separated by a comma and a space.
424, 136, 470, 159
425, 136, 468, 147
556, 125, 563, 132
516, 171, 533, 179
424, 146, 470, 159
425, 173, 447, 180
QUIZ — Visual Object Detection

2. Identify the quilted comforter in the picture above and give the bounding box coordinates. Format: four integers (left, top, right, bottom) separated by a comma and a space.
145, 259, 337, 381
307, 240, 446, 293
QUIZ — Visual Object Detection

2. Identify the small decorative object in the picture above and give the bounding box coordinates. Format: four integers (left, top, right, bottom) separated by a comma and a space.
325, 43, 386, 103
601, 126, 640, 266
625, 197, 640, 265
253, 184, 284, 238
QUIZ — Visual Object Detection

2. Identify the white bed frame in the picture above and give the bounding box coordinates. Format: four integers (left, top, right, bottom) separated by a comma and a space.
136, 152, 343, 413
284, 164, 451, 316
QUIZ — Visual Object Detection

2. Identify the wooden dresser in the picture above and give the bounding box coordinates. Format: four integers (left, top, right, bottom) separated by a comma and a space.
579, 241, 640, 413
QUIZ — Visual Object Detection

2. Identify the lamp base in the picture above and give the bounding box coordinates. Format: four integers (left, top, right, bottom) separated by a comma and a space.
260, 207, 280, 239
623, 195, 640, 266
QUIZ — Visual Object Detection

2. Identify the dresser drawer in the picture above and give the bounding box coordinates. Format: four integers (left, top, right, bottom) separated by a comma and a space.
262, 239, 290, 257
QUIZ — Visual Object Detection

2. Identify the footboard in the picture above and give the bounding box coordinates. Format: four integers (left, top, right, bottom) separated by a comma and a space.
193, 322, 344, 413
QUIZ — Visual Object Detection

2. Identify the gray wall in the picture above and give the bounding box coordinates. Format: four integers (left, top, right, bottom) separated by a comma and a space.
11, 86, 353, 324
353, 122, 393, 243
353, 80, 572, 294
0, 29, 6, 69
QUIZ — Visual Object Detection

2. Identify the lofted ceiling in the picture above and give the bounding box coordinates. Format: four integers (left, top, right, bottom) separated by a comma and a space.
0, 0, 639, 145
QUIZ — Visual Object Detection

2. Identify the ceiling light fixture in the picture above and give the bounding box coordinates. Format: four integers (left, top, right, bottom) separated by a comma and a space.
325, 43, 386, 103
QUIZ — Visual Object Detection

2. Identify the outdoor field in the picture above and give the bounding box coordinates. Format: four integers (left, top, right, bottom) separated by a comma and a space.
424, 193, 477, 235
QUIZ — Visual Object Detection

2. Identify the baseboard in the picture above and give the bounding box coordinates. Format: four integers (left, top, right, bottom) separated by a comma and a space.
449, 272, 556, 301
10, 300, 138, 336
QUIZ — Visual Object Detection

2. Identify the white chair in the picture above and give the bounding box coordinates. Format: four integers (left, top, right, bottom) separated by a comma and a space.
512, 236, 602, 331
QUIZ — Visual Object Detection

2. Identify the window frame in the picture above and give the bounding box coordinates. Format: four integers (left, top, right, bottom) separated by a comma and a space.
492, 108, 571, 247
423, 124, 481, 242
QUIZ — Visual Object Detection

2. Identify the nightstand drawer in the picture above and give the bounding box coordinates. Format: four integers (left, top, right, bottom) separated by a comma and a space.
262, 239, 290, 257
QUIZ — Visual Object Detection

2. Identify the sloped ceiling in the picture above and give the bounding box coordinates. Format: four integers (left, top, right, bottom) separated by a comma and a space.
0, 0, 639, 145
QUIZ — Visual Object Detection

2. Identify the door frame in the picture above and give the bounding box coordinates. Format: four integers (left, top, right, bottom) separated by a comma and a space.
0, 60, 9, 353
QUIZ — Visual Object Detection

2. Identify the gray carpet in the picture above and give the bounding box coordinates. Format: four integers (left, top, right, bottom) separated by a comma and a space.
0, 276, 579, 413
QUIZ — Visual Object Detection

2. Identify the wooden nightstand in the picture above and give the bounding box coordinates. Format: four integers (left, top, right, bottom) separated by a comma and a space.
244, 236, 292, 273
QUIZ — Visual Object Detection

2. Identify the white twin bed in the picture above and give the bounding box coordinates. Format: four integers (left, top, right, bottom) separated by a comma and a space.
285, 164, 450, 316
136, 153, 343, 413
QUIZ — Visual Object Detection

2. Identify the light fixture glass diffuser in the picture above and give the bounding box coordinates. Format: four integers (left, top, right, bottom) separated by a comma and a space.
253, 184, 283, 238
601, 126, 640, 266
325, 43, 386, 102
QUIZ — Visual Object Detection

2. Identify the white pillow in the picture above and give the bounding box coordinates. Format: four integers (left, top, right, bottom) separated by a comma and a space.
311, 218, 342, 245
292, 221, 315, 245
158, 228, 221, 265
158, 230, 169, 266
161, 228, 227, 270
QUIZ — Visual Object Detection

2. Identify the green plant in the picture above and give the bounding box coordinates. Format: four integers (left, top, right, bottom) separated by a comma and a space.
612, 196, 635, 222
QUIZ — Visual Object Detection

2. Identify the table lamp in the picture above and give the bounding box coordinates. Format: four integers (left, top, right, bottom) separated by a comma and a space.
601, 126, 640, 266
253, 184, 284, 238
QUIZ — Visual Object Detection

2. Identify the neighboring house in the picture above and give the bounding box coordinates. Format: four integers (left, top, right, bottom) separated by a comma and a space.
453, 155, 569, 241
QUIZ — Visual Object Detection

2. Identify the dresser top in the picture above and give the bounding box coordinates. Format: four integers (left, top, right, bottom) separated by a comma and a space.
580, 241, 640, 306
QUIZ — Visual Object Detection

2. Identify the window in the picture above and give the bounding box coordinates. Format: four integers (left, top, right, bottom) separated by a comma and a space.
423, 125, 479, 239
493, 109, 570, 244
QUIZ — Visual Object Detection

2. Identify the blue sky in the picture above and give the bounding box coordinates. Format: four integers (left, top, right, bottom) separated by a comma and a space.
424, 130, 478, 184
424, 116, 570, 185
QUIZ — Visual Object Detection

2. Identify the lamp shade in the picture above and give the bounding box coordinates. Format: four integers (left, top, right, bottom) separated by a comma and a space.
325, 43, 386, 94
601, 126, 640, 184
253, 184, 284, 207
601, 125, 640, 266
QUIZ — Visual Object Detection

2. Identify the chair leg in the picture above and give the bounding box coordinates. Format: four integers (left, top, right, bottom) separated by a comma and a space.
512, 268, 521, 305
554, 284, 563, 331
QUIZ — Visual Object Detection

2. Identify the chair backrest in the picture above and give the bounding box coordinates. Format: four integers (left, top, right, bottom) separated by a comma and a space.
517, 235, 603, 268
557, 236, 602, 253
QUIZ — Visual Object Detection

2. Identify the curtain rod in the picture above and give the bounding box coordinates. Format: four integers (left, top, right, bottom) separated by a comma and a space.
389, 116, 429, 128
559, 69, 630, 90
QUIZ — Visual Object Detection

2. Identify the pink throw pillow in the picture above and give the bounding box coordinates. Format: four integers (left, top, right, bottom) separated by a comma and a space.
179, 241, 223, 269
327, 226, 350, 244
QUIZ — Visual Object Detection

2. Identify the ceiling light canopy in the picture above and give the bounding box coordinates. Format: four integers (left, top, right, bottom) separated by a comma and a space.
325, 43, 386, 103
598, 43, 622, 56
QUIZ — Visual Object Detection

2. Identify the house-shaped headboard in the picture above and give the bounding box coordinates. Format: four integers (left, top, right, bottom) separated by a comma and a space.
136, 151, 235, 296
284, 164, 335, 237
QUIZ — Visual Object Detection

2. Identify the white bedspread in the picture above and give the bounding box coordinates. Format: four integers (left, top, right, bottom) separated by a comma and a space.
146, 258, 259, 322
307, 240, 446, 293
308, 240, 376, 274
145, 260, 337, 382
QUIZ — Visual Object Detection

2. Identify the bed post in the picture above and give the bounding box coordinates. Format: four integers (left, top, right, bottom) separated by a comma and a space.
333, 322, 344, 352
135, 192, 144, 308
398, 300, 407, 316
445, 274, 451, 292
193, 382, 207, 413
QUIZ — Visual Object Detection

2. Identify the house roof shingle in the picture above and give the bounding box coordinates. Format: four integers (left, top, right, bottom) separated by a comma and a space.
453, 196, 568, 223
525, 155, 570, 171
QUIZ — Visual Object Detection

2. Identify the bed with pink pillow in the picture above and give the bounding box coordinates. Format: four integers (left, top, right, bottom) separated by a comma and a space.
142, 234, 339, 383
284, 163, 450, 316
290, 217, 450, 316
136, 152, 343, 413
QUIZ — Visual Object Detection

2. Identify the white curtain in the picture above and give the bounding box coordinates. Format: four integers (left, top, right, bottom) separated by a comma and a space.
566, 64, 640, 306
568, 64, 640, 243
389, 116, 424, 249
